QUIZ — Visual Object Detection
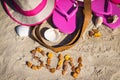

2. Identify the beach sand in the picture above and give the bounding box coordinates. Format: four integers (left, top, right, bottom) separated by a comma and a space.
0, 1, 120, 80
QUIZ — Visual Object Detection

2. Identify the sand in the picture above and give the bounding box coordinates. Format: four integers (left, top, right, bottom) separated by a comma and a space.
0, 1, 120, 80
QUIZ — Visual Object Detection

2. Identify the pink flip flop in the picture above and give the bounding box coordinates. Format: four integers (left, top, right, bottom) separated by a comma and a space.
52, 0, 78, 34
92, 0, 120, 29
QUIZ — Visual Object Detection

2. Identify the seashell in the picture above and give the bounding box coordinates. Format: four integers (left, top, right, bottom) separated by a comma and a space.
69, 57, 73, 62
49, 68, 56, 73
69, 62, 74, 67
58, 54, 63, 60
89, 30, 94, 37
92, 28, 99, 33
46, 64, 51, 69
40, 50, 46, 56
78, 57, 82, 63
71, 66, 75, 72
63, 60, 69, 66
57, 60, 64, 66
44, 28, 61, 42
31, 65, 38, 70
63, 65, 68, 71
47, 58, 51, 65
107, 16, 119, 24
62, 70, 67, 75
78, 63, 83, 68
36, 47, 42, 52
75, 67, 81, 74
39, 60, 44, 67
15, 25, 31, 37
94, 32, 102, 37
30, 50, 36, 55
112, 15, 119, 23
56, 65, 61, 70
95, 17, 103, 27
72, 72, 78, 79
69, 58, 74, 67
47, 52, 53, 59
33, 56, 40, 60
64, 55, 71, 61
26, 61, 33, 68
37, 66, 42, 69
40, 62, 44, 67
56, 60, 64, 70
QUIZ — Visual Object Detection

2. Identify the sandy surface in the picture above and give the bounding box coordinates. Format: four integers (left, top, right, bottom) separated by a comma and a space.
0, 1, 120, 80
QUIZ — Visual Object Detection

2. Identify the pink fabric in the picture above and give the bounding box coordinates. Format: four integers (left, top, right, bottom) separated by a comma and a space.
12, 0, 47, 16
52, 0, 78, 34
3, 0, 56, 26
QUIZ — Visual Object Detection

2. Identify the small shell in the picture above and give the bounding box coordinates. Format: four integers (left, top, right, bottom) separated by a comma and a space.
107, 15, 119, 23
78, 57, 82, 63
26, 61, 33, 68
71, 66, 75, 72
31, 65, 38, 70
49, 68, 56, 73
57, 60, 64, 66
95, 17, 103, 27
63, 60, 69, 66
69, 57, 73, 62
94, 32, 102, 37
62, 70, 67, 75
112, 15, 119, 23
36, 47, 42, 52
69, 62, 74, 67
72, 72, 78, 79
47, 52, 53, 59
58, 54, 63, 60
15, 25, 31, 37
69, 57, 74, 67
44, 28, 61, 42
30, 50, 36, 55
75, 67, 81, 74
89, 31, 94, 37
56, 65, 61, 70
46, 64, 51, 69
40, 50, 46, 56
63, 60, 68, 71
78, 63, 83, 68
33, 56, 40, 60
37, 66, 42, 69
63, 65, 68, 71
47, 58, 51, 65
64, 55, 71, 61
92, 28, 99, 33
40, 62, 44, 67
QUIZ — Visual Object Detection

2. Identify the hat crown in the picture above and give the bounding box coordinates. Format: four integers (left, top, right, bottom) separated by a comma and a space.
13, 0, 43, 11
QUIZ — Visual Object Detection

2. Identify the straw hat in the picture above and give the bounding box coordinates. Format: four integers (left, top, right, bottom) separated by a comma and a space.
3, 0, 56, 26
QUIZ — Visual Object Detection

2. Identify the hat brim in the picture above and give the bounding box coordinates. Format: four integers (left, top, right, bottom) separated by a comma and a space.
3, 0, 56, 26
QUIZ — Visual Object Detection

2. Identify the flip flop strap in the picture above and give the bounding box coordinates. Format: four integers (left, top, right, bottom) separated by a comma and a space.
55, 1, 78, 21
100, 1, 112, 15
93, 0, 112, 15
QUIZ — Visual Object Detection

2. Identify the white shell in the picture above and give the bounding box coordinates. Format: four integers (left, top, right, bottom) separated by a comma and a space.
16, 25, 30, 37
95, 17, 103, 27
44, 28, 61, 42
